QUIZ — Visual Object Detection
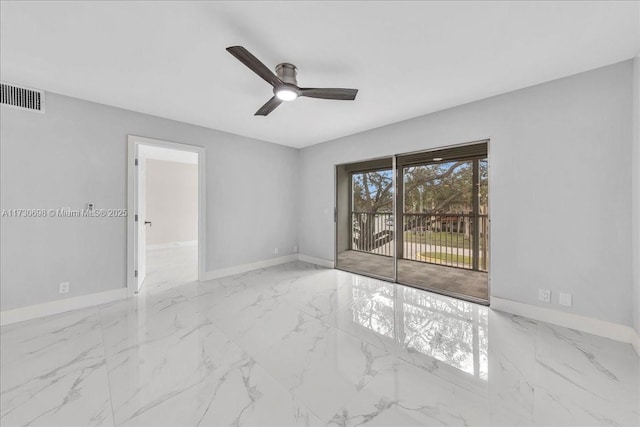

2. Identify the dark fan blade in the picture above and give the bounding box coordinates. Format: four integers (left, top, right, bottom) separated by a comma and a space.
299, 88, 358, 100
226, 46, 283, 88
255, 96, 282, 116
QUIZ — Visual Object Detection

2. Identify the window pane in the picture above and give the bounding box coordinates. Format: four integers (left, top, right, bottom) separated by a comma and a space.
403, 161, 473, 214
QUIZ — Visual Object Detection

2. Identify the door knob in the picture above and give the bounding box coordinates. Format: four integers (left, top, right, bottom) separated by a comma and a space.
144, 221, 152, 226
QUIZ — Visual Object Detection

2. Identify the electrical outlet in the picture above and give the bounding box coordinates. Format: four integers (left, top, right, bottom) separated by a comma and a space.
559, 292, 572, 307
293, 245, 298, 253
538, 288, 551, 303
59, 282, 70, 294
274, 247, 279, 255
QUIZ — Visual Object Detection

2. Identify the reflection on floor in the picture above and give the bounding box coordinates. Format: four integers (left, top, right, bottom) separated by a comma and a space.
1, 262, 637, 426
338, 250, 488, 301
141, 243, 197, 292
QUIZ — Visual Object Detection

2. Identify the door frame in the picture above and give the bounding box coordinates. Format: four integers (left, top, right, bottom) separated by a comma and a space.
126, 135, 207, 295
334, 155, 397, 282
333, 139, 491, 306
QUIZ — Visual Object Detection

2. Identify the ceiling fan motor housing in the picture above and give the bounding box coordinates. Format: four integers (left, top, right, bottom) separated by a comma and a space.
225, 46, 358, 115
276, 63, 298, 86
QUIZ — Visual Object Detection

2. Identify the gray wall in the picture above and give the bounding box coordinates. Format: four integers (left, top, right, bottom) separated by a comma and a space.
1, 92, 299, 311
145, 159, 198, 246
1, 60, 636, 329
298, 60, 634, 327
633, 57, 640, 335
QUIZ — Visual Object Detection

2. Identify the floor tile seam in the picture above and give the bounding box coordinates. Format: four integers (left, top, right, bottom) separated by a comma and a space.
182, 294, 329, 424
0, 307, 100, 352
0, 305, 104, 334
189, 296, 307, 389
256, 298, 423, 404
95, 305, 117, 426
321, 379, 379, 426
178, 286, 202, 313
295, 301, 426, 375
129, 273, 487, 394
0, 310, 107, 380
150, 267, 485, 417
238, 301, 396, 422
0, 356, 108, 424
236, 349, 327, 426
531, 318, 542, 426
185, 299, 248, 352
320, 353, 466, 427
315, 306, 495, 397
97, 302, 248, 426
277, 296, 397, 357
273, 285, 452, 382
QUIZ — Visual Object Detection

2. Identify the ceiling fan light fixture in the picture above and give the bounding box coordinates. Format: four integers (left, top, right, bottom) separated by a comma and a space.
225, 46, 358, 116
275, 88, 298, 101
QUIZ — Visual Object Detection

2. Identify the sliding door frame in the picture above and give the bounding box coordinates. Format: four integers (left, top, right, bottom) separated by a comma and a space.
334, 139, 491, 306
334, 155, 396, 282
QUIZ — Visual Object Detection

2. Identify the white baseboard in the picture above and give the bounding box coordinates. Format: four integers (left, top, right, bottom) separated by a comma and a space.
4, 259, 637, 359
147, 240, 197, 250
1, 255, 308, 326
202, 253, 333, 282
1, 287, 128, 327
492, 296, 640, 355
203, 254, 299, 281
297, 254, 335, 268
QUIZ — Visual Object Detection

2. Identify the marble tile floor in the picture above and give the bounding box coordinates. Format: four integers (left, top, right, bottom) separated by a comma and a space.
140, 244, 198, 293
1, 261, 638, 426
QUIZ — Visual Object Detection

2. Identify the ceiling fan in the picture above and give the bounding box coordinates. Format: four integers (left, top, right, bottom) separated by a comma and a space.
226, 46, 358, 116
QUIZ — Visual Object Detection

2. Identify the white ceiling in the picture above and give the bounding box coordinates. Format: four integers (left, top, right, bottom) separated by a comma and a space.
1, 1, 638, 148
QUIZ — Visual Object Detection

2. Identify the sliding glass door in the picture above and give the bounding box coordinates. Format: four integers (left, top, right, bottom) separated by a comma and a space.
396, 149, 488, 302
336, 158, 395, 280
336, 141, 489, 304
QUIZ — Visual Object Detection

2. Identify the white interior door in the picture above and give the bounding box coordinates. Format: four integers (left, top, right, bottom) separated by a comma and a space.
136, 154, 147, 290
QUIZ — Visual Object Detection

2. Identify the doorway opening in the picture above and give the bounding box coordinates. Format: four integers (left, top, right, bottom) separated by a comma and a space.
127, 135, 206, 295
335, 141, 489, 304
